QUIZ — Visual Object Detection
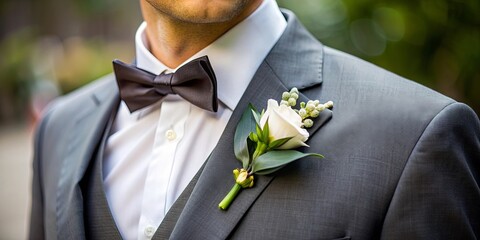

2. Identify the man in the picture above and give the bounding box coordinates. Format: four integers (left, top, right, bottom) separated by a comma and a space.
30, 0, 480, 239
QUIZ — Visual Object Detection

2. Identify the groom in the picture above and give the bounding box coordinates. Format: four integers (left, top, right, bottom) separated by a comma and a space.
30, 0, 480, 239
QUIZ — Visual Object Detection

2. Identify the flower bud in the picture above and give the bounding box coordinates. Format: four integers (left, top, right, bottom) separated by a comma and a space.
313, 100, 320, 105
280, 100, 289, 106
282, 92, 290, 100
290, 92, 299, 100
235, 169, 254, 188
233, 168, 240, 179
249, 132, 258, 142
288, 97, 297, 107
325, 101, 334, 109
298, 108, 308, 118
316, 104, 325, 112
306, 103, 315, 112
310, 109, 320, 118
303, 118, 314, 128
290, 87, 299, 95
300, 102, 306, 108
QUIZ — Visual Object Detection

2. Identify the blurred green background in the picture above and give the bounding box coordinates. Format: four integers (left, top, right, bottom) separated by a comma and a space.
0, 0, 479, 124
278, 0, 480, 116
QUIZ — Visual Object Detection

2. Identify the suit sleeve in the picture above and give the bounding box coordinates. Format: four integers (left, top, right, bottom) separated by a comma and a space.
380, 102, 480, 239
29, 108, 53, 240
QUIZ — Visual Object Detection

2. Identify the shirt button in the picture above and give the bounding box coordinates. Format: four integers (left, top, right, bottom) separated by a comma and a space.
165, 129, 176, 141
144, 225, 156, 238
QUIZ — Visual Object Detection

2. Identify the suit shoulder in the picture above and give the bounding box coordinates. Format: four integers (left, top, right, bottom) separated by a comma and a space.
37, 73, 116, 130
56, 73, 115, 106
321, 46, 454, 114
43, 74, 115, 116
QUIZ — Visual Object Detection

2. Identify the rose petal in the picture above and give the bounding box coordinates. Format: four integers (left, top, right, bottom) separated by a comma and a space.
259, 99, 310, 149
268, 104, 309, 149
260, 99, 278, 128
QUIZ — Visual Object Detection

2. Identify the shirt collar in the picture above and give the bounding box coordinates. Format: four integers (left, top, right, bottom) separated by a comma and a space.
134, 0, 286, 110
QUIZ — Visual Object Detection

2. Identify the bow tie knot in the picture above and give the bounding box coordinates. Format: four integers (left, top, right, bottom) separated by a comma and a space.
113, 56, 218, 113
152, 73, 175, 95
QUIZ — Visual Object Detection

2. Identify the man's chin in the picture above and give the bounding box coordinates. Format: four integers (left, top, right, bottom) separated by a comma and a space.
146, 0, 256, 24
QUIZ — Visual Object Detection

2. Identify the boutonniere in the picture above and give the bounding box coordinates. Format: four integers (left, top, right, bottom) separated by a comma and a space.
219, 88, 333, 210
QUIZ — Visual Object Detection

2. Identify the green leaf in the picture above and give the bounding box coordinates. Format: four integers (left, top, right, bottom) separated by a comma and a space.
255, 124, 263, 141
234, 105, 257, 168
251, 107, 261, 126
248, 132, 258, 142
251, 150, 324, 173
267, 137, 293, 150
262, 117, 270, 143
255, 166, 284, 175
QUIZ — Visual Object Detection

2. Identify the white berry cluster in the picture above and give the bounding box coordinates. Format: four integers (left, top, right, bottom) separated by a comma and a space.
280, 87, 333, 128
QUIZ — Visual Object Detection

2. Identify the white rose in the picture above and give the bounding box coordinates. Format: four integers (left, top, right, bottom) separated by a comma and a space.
260, 99, 309, 149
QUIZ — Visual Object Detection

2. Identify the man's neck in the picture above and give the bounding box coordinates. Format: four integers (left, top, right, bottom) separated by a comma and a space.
140, 0, 263, 69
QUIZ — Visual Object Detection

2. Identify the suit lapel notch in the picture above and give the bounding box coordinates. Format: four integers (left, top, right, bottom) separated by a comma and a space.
265, 10, 325, 90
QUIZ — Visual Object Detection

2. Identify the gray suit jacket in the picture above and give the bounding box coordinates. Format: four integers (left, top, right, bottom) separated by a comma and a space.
30, 10, 480, 240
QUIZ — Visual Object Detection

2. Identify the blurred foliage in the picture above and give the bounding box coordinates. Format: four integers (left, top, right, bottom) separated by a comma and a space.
0, 0, 479, 123
0, 0, 140, 123
278, 0, 480, 115
53, 38, 133, 93
0, 29, 36, 122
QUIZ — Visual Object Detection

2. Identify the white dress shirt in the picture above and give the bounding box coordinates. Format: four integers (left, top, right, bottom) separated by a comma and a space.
102, 0, 286, 239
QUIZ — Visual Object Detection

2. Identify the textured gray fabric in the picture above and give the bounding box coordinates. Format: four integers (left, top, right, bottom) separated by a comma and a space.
83, 119, 206, 240
30, 10, 480, 240
81, 106, 122, 239
153, 162, 206, 240
30, 75, 119, 240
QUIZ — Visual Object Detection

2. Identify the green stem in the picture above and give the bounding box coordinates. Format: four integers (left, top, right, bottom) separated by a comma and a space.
248, 142, 268, 173
218, 183, 242, 210
252, 142, 267, 162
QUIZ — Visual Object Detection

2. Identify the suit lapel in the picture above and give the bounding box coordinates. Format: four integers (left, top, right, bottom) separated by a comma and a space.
166, 10, 330, 239
263, 8, 332, 136
168, 61, 287, 240
154, 161, 207, 240
55, 75, 120, 239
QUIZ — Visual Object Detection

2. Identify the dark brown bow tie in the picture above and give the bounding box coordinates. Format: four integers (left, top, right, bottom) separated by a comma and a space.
113, 56, 218, 113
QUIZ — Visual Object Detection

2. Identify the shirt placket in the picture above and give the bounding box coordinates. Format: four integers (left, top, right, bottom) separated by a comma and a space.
137, 99, 190, 240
